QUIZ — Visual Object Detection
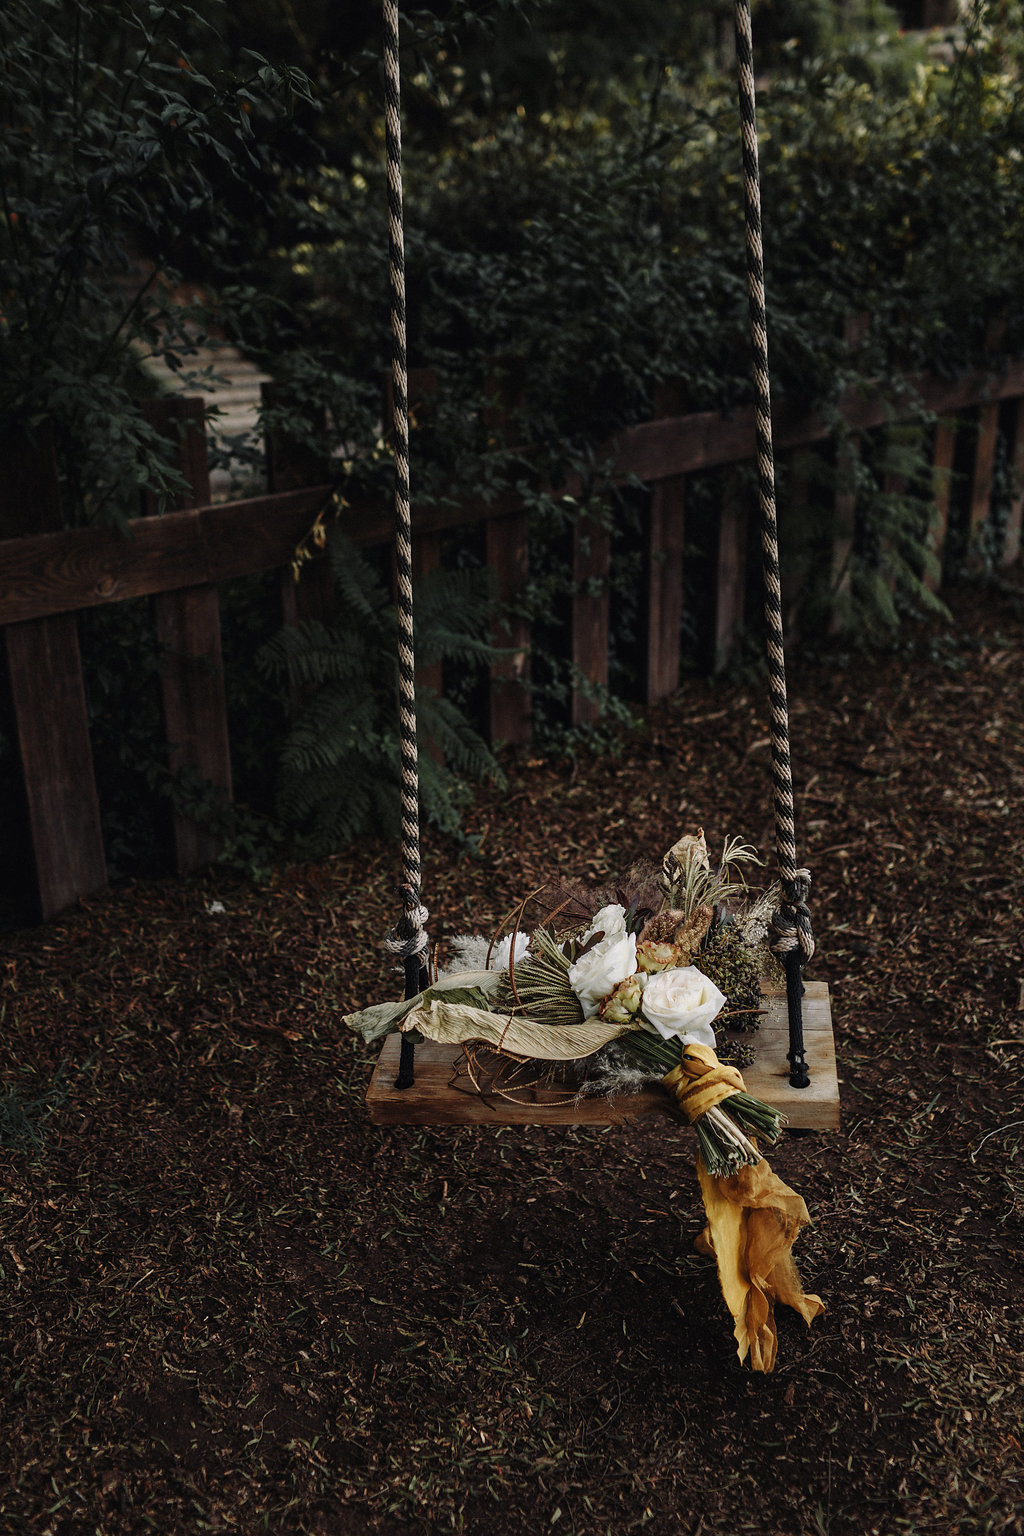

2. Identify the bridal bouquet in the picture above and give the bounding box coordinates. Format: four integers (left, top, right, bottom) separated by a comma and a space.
346, 829, 824, 1371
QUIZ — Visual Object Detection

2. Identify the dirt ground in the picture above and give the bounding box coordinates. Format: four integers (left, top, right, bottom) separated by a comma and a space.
2, 575, 1023, 1536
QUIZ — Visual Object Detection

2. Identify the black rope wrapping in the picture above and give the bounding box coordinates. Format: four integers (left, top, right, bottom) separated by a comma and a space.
385, 885, 429, 1090
734, 0, 814, 1088
384, 0, 426, 1088
399, 952, 428, 1090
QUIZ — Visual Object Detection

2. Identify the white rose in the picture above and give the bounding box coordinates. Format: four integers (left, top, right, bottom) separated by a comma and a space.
583, 903, 629, 946
568, 932, 638, 1017
640, 966, 726, 1047
494, 931, 530, 970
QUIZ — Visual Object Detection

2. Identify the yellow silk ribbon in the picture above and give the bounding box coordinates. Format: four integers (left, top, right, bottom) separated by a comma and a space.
662, 1041, 745, 1121
696, 1157, 825, 1372
664, 1042, 825, 1372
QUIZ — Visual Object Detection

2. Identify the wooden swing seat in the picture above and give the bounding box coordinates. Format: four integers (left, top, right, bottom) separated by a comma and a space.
366, 978, 839, 1130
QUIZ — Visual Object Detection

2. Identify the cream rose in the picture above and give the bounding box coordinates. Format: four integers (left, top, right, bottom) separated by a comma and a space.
568, 929, 638, 1017
640, 966, 726, 1047
584, 904, 629, 946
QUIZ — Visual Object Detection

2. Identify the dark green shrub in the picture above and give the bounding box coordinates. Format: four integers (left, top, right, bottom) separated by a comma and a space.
257, 532, 504, 849
286, 8, 1023, 655
0, 0, 316, 526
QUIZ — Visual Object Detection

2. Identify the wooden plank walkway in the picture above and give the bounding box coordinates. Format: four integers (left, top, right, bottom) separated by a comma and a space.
140, 337, 271, 499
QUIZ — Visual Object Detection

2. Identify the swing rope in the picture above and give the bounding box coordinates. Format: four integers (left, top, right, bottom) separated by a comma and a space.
383, 0, 816, 1092
383, 0, 427, 1089
734, 0, 815, 1087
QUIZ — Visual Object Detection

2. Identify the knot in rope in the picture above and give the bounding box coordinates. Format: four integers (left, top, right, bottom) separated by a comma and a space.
384, 884, 429, 960
663, 1043, 746, 1124
770, 869, 815, 965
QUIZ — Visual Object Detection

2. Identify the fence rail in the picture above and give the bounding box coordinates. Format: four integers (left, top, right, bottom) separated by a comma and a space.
2, 360, 1022, 920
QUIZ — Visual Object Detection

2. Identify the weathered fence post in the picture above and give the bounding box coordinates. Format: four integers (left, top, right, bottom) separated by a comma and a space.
646, 383, 686, 702
481, 366, 531, 745
968, 401, 1000, 569
966, 313, 1009, 570
0, 423, 107, 919
1004, 399, 1024, 568
142, 397, 232, 874
881, 428, 909, 596
646, 474, 686, 701
486, 512, 531, 745
926, 417, 957, 591
830, 432, 858, 629
571, 506, 611, 728
714, 473, 748, 671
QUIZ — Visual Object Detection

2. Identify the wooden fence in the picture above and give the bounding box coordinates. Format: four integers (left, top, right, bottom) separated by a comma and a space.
1, 359, 1022, 921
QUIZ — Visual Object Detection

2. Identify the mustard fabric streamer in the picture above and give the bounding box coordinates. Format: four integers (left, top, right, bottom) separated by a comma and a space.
664, 1043, 824, 1371
666, 1038, 822, 1376
696, 1158, 824, 1372
662, 1042, 745, 1122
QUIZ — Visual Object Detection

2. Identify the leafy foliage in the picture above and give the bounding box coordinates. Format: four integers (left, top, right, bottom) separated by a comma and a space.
0, 0, 316, 526
270, 3, 1024, 658
4, 1, 1024, 878
257, 533, 504, 851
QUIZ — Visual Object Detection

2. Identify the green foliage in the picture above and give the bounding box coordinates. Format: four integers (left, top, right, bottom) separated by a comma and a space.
0, 0, 316, 525
282, 3, 1024, 657
145, 762, 289, 883
5, 0, 1024, 879
256, 533, 504, 851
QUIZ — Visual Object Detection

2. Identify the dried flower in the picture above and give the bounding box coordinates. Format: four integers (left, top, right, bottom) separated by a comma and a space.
636, 939, 680, 974
599, 972, 646, 1023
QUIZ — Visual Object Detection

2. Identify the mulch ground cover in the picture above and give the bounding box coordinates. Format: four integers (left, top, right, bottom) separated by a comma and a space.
2, 575, 1023, 1536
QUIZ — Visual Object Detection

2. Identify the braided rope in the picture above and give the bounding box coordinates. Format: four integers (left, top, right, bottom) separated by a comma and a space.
384, 885, 430, 961
383, 0, 426, 970
734, 0, 813, 972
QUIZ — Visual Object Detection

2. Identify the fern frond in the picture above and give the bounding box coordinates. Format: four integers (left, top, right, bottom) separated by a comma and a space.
328, 532, 391, 622
309, 785, 380, 851
416, 751, 468, 837
280, 692, 381, 778
415, 564, 495, 632
367, 773, 403, 843
278, 763, 373, 828
418, 627, 502, 669
258, 620, 375, 691
417, 693, 504, 782
266, 535, 502, 850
